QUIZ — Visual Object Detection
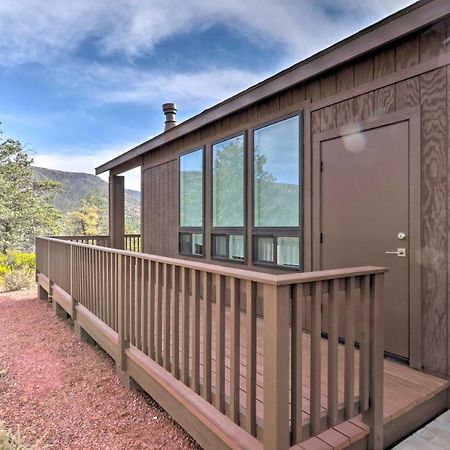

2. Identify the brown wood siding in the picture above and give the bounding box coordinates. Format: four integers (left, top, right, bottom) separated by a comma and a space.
141, 16, 450, 376
143, 161, 178, 257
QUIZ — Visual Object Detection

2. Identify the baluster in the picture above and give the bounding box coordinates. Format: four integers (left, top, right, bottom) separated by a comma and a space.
164, 264, 171, 370
130, 257, 136, 346
202, 272, 212, 401
142, 259, 149, 355
171, 265, 180, 379
359, 275, 370, 412
328, 278, 339, 426
181, 267, 190, 385
148, 261, 155, 359
215, 274, 226, 413
245, 280, 257, 436
135, 258, 142, 350
230, 277, 241, 424
156, 262, 163, 365
191, 270, 201, 394
344, 277, 356, 419
310, 280, 322, 435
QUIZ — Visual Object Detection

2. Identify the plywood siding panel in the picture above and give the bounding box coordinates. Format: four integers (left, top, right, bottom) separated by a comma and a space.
320, 105, 337, 132
321, 72, 337, 98
306, 79, 321, 101
396, 34, 420, 70
311, 111, 321, 135
336, 64, 354, 92
420, 67, 448, 375
336, 100, 354, 128
292, 85, 306, 104
354, 56, 374, 86
420, 20, 447, 62
354, 92, 374, 122
143, 161, 178, 257
373, 85, 396, 117
279, 89, 294, 110
373, 46, 396, 78
395, 76, 420, 109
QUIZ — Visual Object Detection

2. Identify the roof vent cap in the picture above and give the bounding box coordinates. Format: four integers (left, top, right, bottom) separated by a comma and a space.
162, 103, 177, 131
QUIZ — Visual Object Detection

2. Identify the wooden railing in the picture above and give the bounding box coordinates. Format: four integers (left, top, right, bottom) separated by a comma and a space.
35, 236, 385, 450
50, 234, 141, 252
124, 234, 141, 252
50, 235, 111, 247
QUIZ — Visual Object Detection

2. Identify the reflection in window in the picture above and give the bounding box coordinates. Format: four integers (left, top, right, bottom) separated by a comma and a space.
254, 116, 300, 227
277, 236, 299, 267
213, 235, 227, 258
229, 235, 244, 260
212, 234, 245, 261
255, 235, 300, 268
179, 232, 203, 256
212, 135, 244, 227
255, 236, 274, 263
192, 234, 203, 256
180, 149, 203, 227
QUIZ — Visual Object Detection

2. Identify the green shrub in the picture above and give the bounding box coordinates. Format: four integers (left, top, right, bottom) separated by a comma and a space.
0, 421, 33, 450
0, 252, 35, 292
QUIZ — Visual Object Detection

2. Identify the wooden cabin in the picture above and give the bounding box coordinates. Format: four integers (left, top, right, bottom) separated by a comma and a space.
36, 1, 450, 448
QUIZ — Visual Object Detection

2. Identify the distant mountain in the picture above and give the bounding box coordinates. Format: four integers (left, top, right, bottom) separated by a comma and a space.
32, 167, 140, 231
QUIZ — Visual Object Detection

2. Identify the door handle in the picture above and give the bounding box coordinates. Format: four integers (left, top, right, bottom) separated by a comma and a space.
385, 248, 406, 257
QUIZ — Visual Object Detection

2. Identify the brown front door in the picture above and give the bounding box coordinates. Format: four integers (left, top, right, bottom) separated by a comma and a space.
320, 120, 410, 359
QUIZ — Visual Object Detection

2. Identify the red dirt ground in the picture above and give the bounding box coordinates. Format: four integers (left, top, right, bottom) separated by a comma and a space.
0, 289, 201, 450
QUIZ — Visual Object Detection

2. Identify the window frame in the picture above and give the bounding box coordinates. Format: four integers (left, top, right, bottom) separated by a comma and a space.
211, 229, 246, 263
178, 147, 205, 258
250, 112, 303, 270
210, 131, 247, 264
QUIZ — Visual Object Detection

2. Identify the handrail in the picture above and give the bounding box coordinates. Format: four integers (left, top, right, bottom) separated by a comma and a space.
49, 235, 110, 240
41, 236, 385, 286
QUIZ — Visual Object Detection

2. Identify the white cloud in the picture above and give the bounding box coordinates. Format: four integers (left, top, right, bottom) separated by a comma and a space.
3, 0, 416, 182
59, 63, 266, 109
0, 0, 416, 66
32, 146, 142, 191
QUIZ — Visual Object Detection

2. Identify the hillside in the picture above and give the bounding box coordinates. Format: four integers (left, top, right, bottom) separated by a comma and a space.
32, 167, 140, 232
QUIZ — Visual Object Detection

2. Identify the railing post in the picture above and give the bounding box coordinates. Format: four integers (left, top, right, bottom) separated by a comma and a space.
364, 272, 384, 450
109, 175, 125, 250
263, 282, 291, 450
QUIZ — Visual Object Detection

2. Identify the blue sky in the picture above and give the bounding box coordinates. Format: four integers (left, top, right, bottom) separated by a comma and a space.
0, 0, 415, 190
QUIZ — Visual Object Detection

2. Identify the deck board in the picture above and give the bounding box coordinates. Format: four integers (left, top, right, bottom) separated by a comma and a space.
136, 299, 448, 435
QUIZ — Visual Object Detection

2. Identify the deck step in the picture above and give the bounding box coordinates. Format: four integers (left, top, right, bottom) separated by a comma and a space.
292, 417, 370, 450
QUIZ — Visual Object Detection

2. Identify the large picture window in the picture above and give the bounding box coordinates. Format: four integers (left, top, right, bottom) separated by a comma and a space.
211, 134, 245, 261
253, 115, 301, 268
179, 148, 204, 256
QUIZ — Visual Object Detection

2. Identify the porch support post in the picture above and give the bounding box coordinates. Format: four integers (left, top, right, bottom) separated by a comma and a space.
263, 283, 291, 450
109, 174, 125, 250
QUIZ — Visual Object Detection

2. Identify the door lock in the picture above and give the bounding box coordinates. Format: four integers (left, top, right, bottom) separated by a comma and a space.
397, 232, 407, 240
385, 248, 406, 257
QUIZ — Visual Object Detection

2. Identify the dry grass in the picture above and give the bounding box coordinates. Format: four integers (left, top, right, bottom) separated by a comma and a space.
0, 422, 33, 450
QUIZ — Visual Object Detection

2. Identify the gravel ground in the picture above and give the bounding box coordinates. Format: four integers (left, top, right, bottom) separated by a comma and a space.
0, 289, 200, 450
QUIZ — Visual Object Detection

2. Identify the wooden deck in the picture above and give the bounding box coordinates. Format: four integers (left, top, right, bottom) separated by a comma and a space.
36, 236, 450, 449
178, 304, 449, 445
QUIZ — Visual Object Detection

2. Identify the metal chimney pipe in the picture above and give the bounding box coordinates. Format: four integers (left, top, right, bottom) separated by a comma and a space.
162, 103, 177, 131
